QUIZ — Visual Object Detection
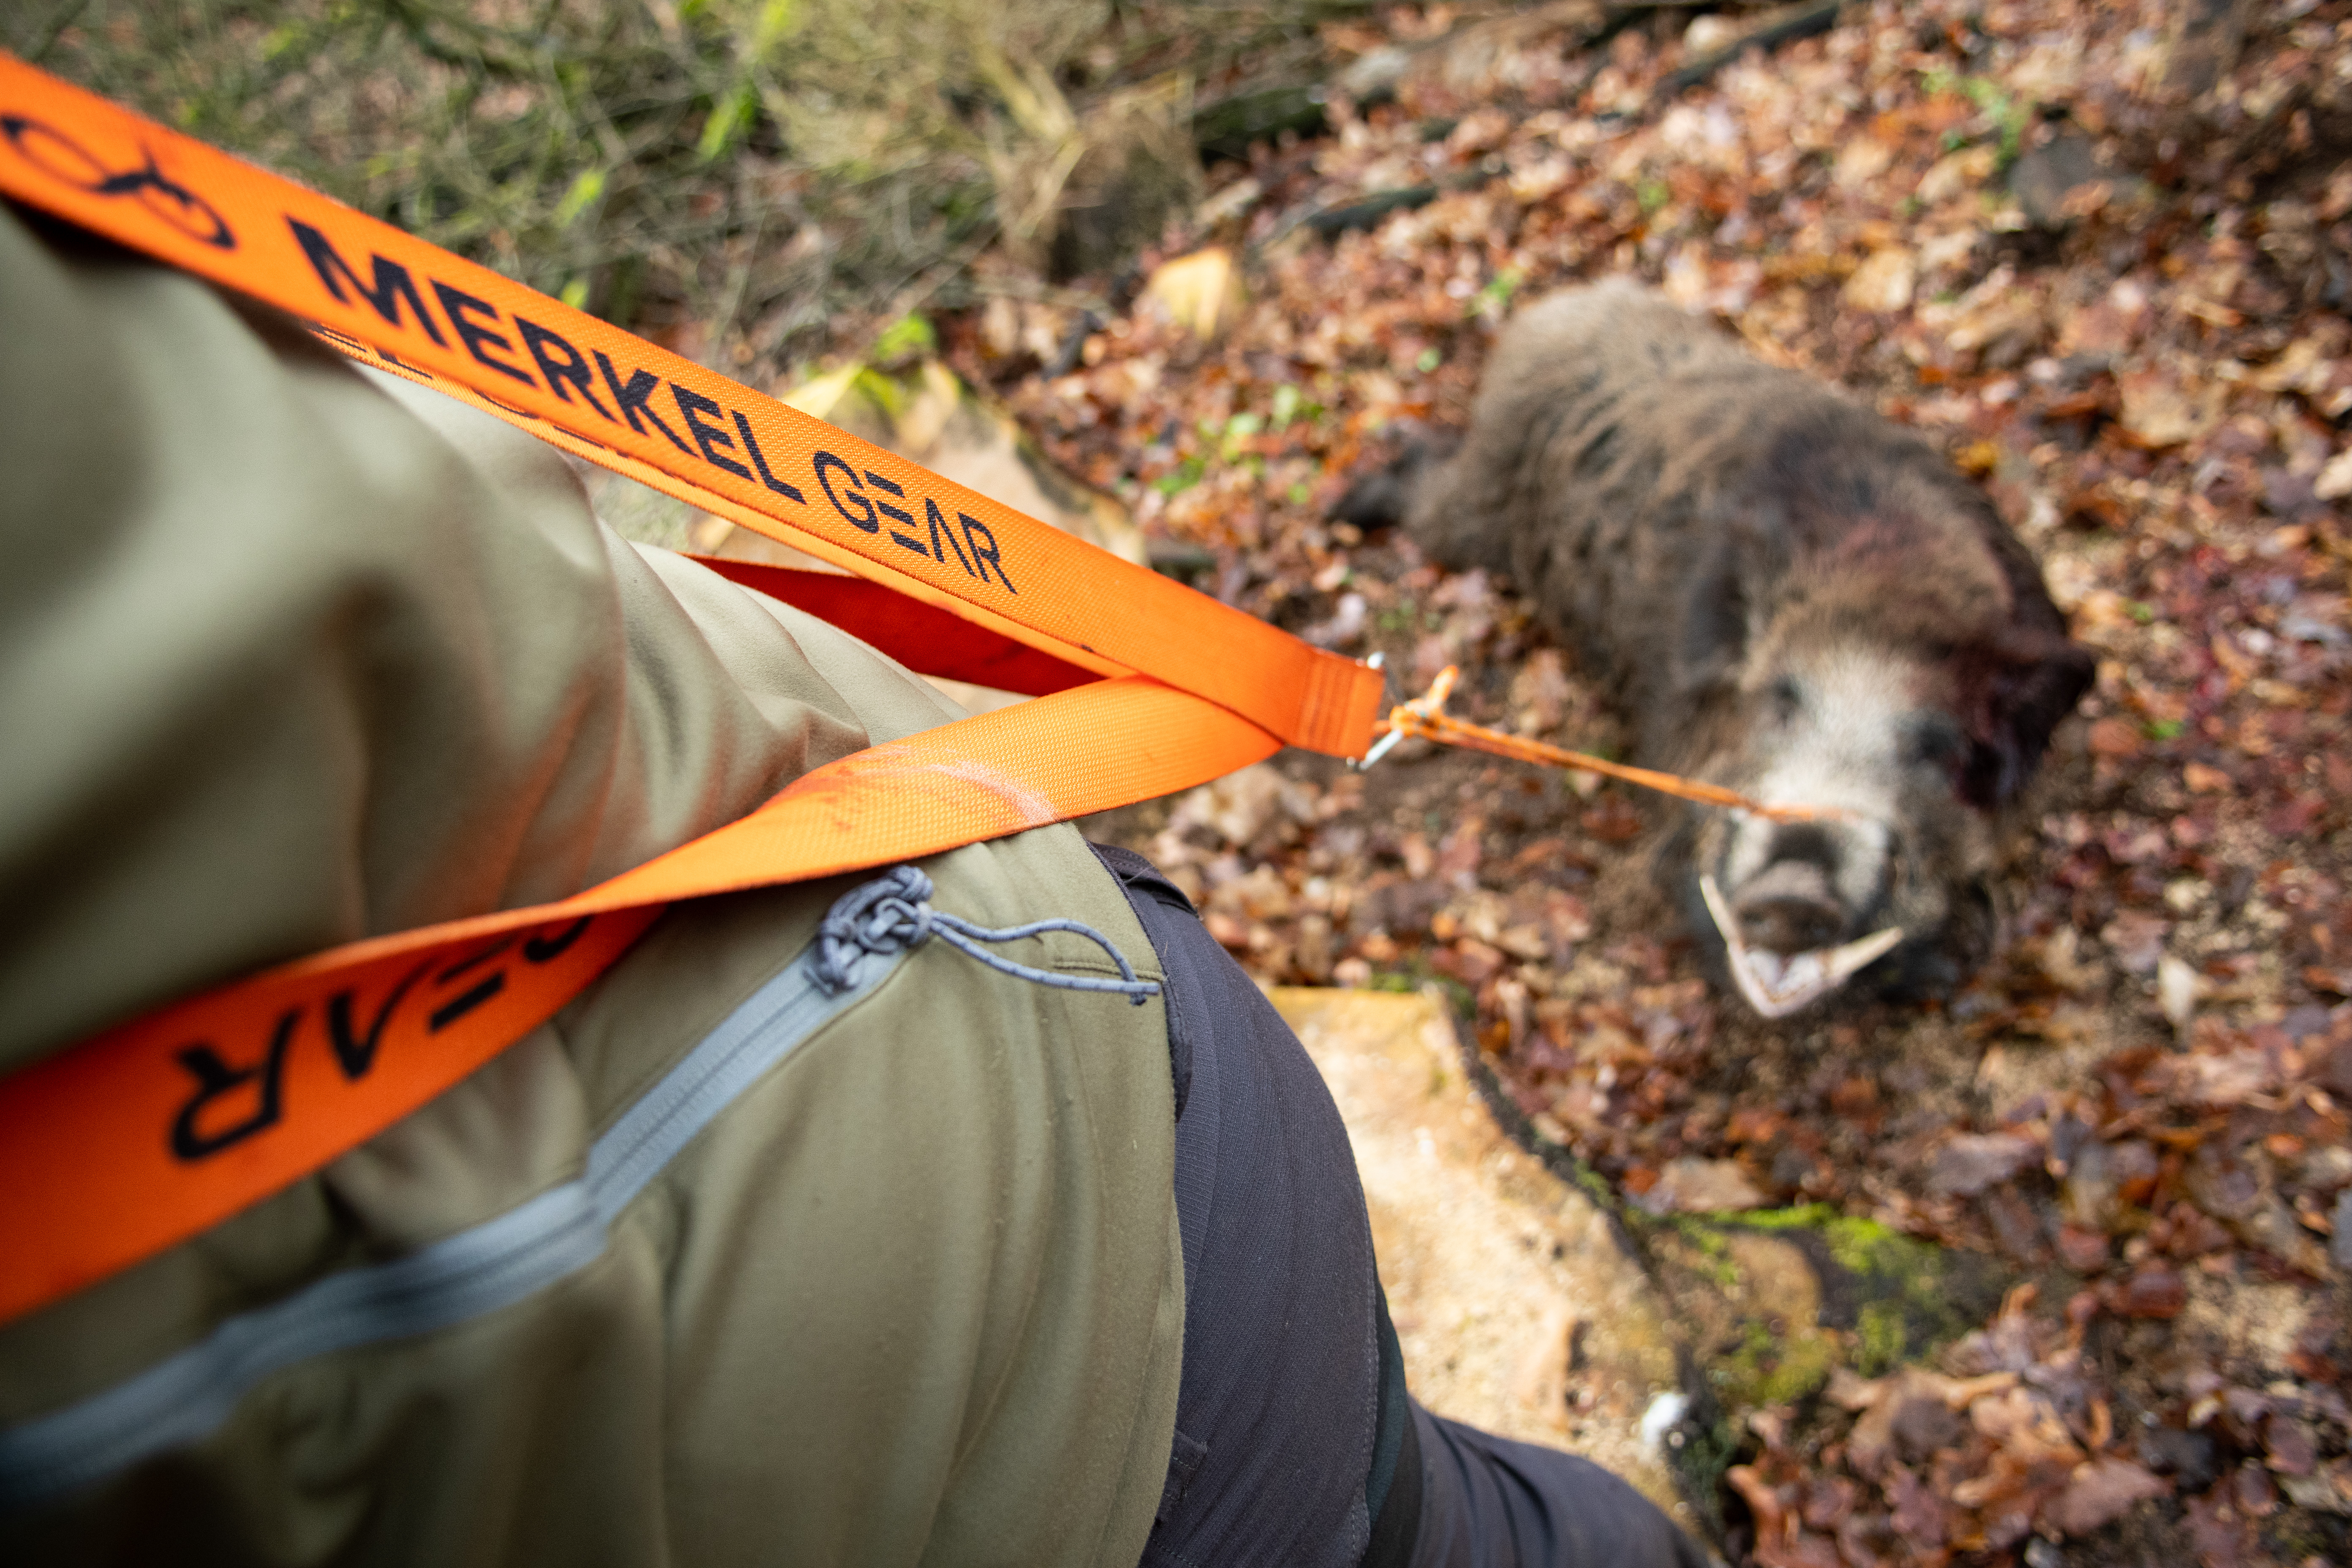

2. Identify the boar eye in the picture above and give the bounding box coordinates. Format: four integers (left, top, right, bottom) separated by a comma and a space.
1766, 676, 1803, 722
1907, 713, 1966, 770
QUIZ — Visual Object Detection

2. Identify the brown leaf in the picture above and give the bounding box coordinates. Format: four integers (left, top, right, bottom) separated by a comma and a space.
2088, 717, 2144, 757
1929, 1131, 2040, 1196
2044, 1457, 2167, 1537
1630, 1156, 1764, 1215
2183, 761, 2233, 794
2186, 1488, 2251, 1568
1579, 793, 1643, 844
2115, 1260, 2186, 1318
2118, 369, 2222, 448
2262, 1415, 2317, 1478
2056, 1225, 2111, 1272
1842, 247, 1916, 313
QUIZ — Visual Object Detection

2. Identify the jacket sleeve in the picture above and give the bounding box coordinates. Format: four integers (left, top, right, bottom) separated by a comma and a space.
0, 203, 1183, 1568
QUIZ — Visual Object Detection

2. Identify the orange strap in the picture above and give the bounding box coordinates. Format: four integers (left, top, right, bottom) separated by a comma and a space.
0, 57, 1380, 1326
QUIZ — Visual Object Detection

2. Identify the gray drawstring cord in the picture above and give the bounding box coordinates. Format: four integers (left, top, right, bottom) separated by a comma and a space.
812, 866, 1160, 1005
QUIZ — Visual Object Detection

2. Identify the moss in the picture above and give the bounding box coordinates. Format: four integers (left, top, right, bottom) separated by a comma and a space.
1663, 1216, 1742, 1288
1733, 1202, 1839, 1232
1715, 1207, 1987, 1372
1671, 1415, 1743, 1526
1712, 1318, 1839, 1407
1854, 1300, 1909, 1377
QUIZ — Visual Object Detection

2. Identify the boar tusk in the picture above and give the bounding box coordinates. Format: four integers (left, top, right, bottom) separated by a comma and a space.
1699, 874, 1903, 1019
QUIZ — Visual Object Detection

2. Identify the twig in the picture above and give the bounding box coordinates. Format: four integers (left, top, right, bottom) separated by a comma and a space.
1654, 0, 1845, 100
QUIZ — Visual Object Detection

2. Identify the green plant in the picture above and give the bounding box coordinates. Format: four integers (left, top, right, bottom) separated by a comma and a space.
1920, 66, 2032, 166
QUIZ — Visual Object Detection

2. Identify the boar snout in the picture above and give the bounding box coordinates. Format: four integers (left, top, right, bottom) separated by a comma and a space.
1727, 851, 1848, 956
1720, 818, 1891, 951
1698, 811, 1909, 1019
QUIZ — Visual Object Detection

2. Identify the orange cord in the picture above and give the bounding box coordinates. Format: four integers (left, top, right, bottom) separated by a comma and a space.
1371, 666, 1848, 825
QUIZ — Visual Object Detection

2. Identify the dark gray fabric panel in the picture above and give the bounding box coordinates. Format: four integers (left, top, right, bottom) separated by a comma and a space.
1091, 845, 1380, 1568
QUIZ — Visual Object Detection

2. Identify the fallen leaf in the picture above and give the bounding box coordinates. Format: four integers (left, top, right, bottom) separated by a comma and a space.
2118, 368, 2223, 447
2115, 1260, 2186, 1318
2088, 717, 2143, 757
2158, 953, 2203, 1033
1842, 247, 1916, 313
2183, 761, 2233, 794
2314, 447, 2352, 501
1929, 1132, 2040, 1196
2044, 1457, 2167, 1537
1138, 247, 1243, 341
1631, 1156, 1765, 1215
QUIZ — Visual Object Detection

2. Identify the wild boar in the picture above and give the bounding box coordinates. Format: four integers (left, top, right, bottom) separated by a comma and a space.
1340, 281, 2094, 1015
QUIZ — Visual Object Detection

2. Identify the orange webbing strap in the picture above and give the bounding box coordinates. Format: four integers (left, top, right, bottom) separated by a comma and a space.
0, 678, 1281, 1324
0, 57, 1380, 1326
0, 57, 1381, 758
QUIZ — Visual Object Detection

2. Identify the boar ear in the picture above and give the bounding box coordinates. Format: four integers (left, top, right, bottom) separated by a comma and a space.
1958, 634, 2096, 807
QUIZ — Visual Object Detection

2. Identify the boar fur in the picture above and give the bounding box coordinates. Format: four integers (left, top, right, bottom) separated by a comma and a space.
1344, 281, 2095, 1004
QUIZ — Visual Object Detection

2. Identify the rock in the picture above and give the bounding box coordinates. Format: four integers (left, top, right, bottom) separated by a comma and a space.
2007, 133, 2143, 229
1269, 987, 1692, 1524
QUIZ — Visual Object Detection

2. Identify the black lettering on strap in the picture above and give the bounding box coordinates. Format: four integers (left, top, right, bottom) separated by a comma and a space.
814, 452, 877, 532
515, 318, 617, 422
591, 351, 694, 457
865, 471, 927, 557
927, 497, 975, 576
670, 384, 753, 481
524, 916, 594, 964
429, 971, 506, 1034
960, 513, 1015, 593
431, 282, 536, 387
437, 936, 516, 985
169, 1012, 297, 1161
287, 218, 446, 346
325, 961, 430, 1081
732, 411, 805, 501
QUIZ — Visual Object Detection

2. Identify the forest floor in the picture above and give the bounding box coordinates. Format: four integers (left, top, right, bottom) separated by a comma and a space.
930, 3, 2352, 1564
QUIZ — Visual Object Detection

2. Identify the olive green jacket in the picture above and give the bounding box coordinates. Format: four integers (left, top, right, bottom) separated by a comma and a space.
0, 204, 1182, 1566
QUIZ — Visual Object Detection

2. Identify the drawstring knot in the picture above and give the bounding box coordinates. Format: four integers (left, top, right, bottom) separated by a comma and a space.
812, 866, 1160, 1005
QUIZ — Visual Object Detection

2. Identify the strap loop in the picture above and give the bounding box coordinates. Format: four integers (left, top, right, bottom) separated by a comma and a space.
816, 866, 1160, 1005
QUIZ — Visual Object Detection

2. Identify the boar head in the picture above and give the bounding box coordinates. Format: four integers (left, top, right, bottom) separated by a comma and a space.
1657, 491, 2095, 1016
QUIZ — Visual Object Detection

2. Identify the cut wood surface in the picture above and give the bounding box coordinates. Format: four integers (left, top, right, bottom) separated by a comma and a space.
1268, 985, 1695, 1526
